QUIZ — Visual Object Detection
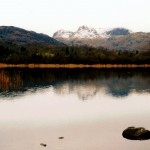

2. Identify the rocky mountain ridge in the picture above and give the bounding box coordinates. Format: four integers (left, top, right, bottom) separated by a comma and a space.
53, 25, 131, 39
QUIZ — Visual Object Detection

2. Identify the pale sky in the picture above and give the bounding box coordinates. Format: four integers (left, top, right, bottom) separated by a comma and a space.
0, 0, 150, 36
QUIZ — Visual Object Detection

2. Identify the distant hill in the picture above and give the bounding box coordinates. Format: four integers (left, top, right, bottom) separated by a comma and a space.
0, 26, 63, 45
53, 25, 150, 50
99, 32, 150, 51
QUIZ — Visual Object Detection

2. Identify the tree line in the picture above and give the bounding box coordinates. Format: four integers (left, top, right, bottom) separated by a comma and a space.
0, 40, 150, 64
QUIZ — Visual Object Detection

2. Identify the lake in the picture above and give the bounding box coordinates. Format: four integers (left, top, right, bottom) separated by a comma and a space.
0, 68, 150, 150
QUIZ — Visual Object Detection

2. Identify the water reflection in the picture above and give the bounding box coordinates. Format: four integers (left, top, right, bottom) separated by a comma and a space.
0, 68, 150, 99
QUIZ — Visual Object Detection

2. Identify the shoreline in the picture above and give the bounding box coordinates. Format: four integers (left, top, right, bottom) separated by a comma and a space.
0, 64, 150, 68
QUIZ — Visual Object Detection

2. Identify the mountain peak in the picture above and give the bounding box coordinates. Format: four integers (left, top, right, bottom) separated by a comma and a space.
53, 29, 73, 38
73, 25, 98, 39
77, 25, 98, 33
77, 25, 91, 31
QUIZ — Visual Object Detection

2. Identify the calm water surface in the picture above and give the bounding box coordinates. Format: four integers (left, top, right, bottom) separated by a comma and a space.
0, 68, 150, 150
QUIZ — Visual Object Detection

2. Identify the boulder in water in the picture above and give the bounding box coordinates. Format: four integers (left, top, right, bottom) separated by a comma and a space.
122, 126, 150, 140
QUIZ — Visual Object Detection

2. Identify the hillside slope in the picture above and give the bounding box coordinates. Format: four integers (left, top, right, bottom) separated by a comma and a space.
0, 26, 63, 45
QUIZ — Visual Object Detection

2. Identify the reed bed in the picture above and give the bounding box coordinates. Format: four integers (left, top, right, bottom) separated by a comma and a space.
0, 64, 150, 68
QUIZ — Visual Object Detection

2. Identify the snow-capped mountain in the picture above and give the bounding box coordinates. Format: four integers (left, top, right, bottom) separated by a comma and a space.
53, 29, 73, 38
73, 25, 99, 38
53, 25, 100, 39
53, 25, 131, 39
52, 25, 150, 51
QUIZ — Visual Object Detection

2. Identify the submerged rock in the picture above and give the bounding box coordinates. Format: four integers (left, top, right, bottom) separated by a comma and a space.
122, 127, 150, 140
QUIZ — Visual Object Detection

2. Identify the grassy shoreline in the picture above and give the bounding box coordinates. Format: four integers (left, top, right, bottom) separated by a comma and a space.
0, 64, 150, 68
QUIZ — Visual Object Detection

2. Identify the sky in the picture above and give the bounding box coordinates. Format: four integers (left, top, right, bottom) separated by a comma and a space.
0, 0, 150, 36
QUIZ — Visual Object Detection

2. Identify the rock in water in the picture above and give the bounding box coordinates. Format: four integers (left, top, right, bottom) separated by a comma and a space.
40, 143, 47, 147
59, 137, 64, 139
122, 127, 150, 140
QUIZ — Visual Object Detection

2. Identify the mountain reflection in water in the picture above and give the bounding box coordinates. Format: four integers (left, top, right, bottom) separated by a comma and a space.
0, 68, 150, 100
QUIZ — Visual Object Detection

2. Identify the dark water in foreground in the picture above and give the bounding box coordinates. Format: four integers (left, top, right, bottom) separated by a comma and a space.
0, 68, 150, 150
